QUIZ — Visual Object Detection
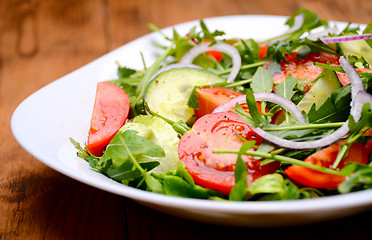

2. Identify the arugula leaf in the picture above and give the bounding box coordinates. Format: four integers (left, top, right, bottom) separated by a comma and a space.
198, 19, 225, 42
338, 163, 372, 193
155, 165, 222, 199
308, 84, 351, 123
106, 161, 159, 182
236, 39, 260, 63
246, 173, 285, 197
251, 67, 274, 93
117, 64, 136, 78
101, 129, 165, 168
332, 103, 372, 168
246, 89, 267, 126
275, 74, 298, 100
229, 141, 256, 201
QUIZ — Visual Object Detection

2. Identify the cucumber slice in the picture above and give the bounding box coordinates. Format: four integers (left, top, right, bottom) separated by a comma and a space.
297, 69, 342, 113
118, 115, 180, 174
144, 68, 225, 123
339, 34, 372, 66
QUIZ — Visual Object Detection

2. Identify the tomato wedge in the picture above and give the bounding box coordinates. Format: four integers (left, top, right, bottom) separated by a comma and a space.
284, 142, 369, 189
194, 87, 244, 119
265, 52, 340, 84
178, 111, 280, 195
87, 82, 130, 156
258, 44, 269, 59
336, 68, 372, 86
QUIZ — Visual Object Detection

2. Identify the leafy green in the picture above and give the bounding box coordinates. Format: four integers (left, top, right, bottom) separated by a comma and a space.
245, 89, 267, 127
275, 74, 298, 100
229, 141, 256, 201
307, 84, 351, 123
251, 67, 274, 93
236, 39, 260, 63
160, 166, 223, 199
245, 174, 321, 200
338, 163, 372, 193
332, 103, 372, 168
101, 129, 165, 168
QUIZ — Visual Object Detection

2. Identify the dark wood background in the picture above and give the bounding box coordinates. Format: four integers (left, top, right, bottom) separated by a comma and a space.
1, 0, 372, 239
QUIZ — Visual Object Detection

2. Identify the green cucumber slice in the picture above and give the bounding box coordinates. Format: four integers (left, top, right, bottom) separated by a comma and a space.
339, 34, 372, 66
144, 68, 225, 123
297, 69, 342, 113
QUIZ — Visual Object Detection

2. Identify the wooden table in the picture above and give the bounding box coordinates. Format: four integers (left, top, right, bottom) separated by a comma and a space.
2, 0, 372, 239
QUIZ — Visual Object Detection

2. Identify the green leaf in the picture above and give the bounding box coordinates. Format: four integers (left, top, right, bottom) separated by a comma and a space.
229, 141, 256, 201
106, 161, 160, 182
307, 84, 351, 123
251, 67, 274, 93
245, 89, 266, 126
338, 163, 372, 193
275, 74, 298, 100
247, 173, 285, 196
163, 175, 221, 199
102, 129, 165, 168
117, 65, 136, 78
143, 173, 164, 193
285, 8, 326, 34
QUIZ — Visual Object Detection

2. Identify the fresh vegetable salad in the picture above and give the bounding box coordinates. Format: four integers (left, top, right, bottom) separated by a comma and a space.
72, 9, 372, 201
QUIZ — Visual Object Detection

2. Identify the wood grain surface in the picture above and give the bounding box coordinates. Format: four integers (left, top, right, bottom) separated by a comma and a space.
1, 0, 372, 239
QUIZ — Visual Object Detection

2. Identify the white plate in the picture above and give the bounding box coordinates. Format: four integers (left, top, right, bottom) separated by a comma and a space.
11, 15, 372, 227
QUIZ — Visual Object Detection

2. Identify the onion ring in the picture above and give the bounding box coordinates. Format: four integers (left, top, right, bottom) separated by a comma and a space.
180, 42, 241, 83
213, 93, 306, 123
320, 34, 372, 44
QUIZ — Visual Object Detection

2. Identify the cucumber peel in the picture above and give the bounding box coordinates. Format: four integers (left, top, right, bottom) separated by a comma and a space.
144, 68, 225, 123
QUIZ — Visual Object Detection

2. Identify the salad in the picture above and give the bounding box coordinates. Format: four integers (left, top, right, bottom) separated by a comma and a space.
72, 9, 372, 201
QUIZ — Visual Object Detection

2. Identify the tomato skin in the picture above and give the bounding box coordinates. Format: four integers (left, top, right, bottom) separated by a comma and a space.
206, 50, 224, 61
284, 142, 369, 189
259, 44, 269, 59
87, 82, 130, 156
178, 111, 280, 195
336, 68, 372, 86
194, 87, 244, 119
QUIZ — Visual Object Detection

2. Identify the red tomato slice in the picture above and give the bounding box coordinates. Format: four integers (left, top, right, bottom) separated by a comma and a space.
264, 52, 340, 84
194, 87, 244, 119
336, 68, 372, 86
178, 111, 280, 195
206, 50, 224, 61
87, 82, 130, 156
259, 44, 269, 59
284, 142, 369, 189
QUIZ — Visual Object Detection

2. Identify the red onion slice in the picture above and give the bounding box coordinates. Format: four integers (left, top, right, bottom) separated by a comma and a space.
180, 42, 241, 83
339, 56, 365, 102
148, 63, 203, 83
320, 34, 372, 44
253, 124, 350, 149
213, 92, 306, 123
